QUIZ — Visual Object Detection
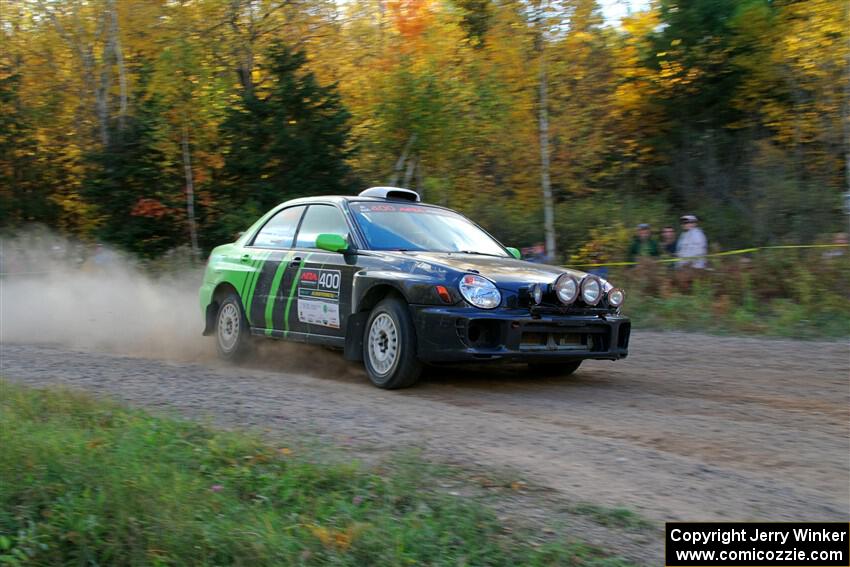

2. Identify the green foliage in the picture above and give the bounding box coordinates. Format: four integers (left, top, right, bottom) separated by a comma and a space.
614, 251, 850, 338
455, 0, 493, 46
572, 504, 653, 531
210, 45, 355, 246
1, 0, 846, 271
0, 382, 634, 567
83, 96, 185, 258
0, 70, 57, 226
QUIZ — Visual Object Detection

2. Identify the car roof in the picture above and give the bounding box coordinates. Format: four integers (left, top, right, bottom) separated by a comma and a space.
274, 194, 453, 212
278, 195, 380, 205
277, 186, 427, 208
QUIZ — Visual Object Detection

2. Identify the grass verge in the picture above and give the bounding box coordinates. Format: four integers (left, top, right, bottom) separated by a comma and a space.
571, 504, 653, 531
0, 381, 634, 566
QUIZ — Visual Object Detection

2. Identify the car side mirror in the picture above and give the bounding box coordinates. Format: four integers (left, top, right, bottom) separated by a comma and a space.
316, 233, 350, 253
506, 247, 521, 259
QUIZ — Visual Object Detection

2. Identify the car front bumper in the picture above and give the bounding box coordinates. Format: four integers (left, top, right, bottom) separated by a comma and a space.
412, 306, 630, 363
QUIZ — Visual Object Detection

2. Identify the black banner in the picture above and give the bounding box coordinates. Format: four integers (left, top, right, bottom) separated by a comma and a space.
666, 522, 849, 566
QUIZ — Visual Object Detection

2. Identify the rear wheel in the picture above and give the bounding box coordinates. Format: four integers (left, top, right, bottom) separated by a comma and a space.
528, 360, 582, 377
363, 297, 422, 389
216, 294, 252, 361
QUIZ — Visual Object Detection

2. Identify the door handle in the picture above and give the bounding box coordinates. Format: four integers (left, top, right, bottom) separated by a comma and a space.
240, 254, 250, 263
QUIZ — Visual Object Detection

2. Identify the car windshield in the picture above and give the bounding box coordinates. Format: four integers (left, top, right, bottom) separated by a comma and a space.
350, 201, 509, 256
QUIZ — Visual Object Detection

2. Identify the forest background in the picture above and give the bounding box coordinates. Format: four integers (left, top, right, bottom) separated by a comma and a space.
2, 0, 849, 338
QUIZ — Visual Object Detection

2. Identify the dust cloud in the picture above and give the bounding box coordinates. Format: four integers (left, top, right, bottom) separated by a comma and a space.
0, 229, 213, 361
0, 229, 360, 379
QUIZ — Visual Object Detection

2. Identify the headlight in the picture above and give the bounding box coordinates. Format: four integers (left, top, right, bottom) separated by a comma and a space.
554, 274, 579, 305
608, 288, 625, 307
581, 276, 602, 306
459, 274, 501, 309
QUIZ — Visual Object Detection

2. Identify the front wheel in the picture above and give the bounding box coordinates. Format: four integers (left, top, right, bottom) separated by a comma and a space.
363, 297, 422, 389
215, 294, 252, 362
528, 360, 582, 377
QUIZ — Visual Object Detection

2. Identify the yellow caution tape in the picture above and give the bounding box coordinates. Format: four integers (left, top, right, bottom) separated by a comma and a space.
567, 244, 849, 268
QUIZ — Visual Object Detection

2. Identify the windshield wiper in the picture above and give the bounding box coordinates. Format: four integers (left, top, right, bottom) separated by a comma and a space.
454, 250, 505, 257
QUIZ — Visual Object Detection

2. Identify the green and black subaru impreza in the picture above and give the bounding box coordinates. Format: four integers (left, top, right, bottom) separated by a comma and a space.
200, 187, 630, 389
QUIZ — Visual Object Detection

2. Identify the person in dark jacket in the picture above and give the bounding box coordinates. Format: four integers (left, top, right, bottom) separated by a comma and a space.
628, 223, 660, 262
660, 225, 677, 256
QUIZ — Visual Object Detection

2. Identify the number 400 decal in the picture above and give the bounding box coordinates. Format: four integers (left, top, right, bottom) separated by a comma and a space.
319, 271, 340, 291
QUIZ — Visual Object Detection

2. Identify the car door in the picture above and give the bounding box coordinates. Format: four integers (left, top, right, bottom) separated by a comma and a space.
287, 203, 356, 339
242, 205, 306, 333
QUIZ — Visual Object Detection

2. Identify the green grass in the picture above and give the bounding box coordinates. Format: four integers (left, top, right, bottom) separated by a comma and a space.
571, 504, 653, 531
626, 291, 850, 339
609, 256, 850, 339
0, 381, 635, 566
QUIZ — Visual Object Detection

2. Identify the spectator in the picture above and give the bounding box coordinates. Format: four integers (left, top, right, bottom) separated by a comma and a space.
675, 214, 708, 269
521, 242, 547, 263
627, 223, 659, 263
660, 225, 677, 256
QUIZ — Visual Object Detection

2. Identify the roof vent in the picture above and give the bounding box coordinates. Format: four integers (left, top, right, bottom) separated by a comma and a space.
358, 186, 420, 202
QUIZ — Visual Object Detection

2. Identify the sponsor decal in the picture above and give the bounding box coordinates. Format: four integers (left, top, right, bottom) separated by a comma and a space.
297, 299, 340, 329
298, 268, 341, 301
361, 204, 396, 212
357, 203, 453, 216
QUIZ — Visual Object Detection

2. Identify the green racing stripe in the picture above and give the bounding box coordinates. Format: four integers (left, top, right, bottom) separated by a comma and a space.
264, 255, 292, 336
244, 251, 271, 320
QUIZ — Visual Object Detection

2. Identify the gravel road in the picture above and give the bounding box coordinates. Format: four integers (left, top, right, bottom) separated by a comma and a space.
2, 331, 848, 562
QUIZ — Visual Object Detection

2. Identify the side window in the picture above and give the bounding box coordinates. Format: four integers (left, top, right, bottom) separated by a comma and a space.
294, 205, 349, 249
252, 206, 306, 248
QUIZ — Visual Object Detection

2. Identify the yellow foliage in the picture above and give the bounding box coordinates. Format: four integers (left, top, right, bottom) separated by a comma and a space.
570, 224, 632, 265
308, 522, 370, 551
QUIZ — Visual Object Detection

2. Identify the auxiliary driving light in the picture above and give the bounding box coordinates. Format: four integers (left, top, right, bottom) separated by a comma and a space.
581, 276, 603, 306
608, 288, 625, 307
554, 274, 579, 305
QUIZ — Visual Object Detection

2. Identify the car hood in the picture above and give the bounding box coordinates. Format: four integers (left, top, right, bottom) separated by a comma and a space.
388, 251, 593, 292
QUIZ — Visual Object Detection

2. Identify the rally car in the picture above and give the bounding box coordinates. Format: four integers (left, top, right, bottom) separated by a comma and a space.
199, 187, 630, 389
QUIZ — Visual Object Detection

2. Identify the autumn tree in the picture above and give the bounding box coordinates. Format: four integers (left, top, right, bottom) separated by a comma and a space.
0, 70, 53, 226
83, 92, 186, 258
210, 44, 354, 244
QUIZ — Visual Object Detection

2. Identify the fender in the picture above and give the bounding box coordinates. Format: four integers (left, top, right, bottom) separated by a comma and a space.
351, 269, 459, 313
344, 269, 461, 361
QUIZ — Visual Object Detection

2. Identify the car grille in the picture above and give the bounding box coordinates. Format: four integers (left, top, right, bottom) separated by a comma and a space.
519, 327, 612, 353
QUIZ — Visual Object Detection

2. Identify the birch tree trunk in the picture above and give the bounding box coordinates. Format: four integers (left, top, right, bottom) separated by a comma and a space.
538, 58, 557, 261
389, 133, 417, 186
108, 0, 128, 132
844, 0, 850, 199
181, 125, 201, 262
96, 37, 111, 147
844, 0, 850, 233
403, 154, 417, 188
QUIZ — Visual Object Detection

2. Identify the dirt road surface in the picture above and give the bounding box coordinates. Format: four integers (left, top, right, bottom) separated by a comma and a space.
3, 332, 848, 563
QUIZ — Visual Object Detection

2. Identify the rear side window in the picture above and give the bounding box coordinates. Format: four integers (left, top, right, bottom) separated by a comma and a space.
294, 205, 349, 249
252, 206, 305, 248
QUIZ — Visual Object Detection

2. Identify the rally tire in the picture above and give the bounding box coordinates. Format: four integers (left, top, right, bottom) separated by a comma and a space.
528, 360, 582, 377
215, 293, 253, 362
363, 297, 422, 389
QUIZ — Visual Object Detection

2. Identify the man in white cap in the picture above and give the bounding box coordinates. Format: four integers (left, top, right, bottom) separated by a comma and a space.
675, 214, 707, 269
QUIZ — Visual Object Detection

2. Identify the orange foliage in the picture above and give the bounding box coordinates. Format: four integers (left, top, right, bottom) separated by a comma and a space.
130, 198, 170, 219
387, 0, 432, 41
